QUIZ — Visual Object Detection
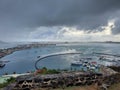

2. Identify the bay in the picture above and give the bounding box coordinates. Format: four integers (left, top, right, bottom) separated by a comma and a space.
0, 43, 120, 75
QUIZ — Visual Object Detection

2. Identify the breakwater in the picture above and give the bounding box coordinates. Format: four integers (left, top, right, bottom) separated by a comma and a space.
35, 52, 82, 70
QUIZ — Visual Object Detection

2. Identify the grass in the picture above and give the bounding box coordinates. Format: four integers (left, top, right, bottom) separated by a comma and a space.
36, 67, 60, 75
108, 83, 120, 90
36, 84, 100, 90
54, 86, 99, 90
0, 77, 15, 89
108, 66, 120, 72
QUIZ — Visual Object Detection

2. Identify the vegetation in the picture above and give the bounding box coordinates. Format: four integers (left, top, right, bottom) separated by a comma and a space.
0, 77, 15, 88
50, 84, 100, 90
108, 83, 120, 90
108, 66, 120, 72
36, 67, 60, 74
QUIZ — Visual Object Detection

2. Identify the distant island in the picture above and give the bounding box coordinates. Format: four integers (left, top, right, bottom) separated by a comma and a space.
104, 41, 120, 44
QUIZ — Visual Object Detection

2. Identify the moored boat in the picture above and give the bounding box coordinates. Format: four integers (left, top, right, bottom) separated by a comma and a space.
71, 59, 83, 66
71, 63, 83, 66
0, 63, 5, 68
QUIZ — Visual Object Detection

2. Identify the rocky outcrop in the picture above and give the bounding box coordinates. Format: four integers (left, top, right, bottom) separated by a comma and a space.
12, 71, 103, 90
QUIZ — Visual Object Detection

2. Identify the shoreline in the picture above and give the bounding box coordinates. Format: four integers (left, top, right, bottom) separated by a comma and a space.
0, 43, 56, 59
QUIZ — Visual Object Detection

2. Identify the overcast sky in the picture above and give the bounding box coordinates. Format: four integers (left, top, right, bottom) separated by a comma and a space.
0, 0, 120, 42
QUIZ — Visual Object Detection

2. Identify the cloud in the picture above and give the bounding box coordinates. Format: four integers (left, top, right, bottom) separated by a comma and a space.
28, 27, 59, 40
29, 20, 120, 41
0, 0, 120, 41
112, 19, 120, 34
0, 0, 120, 27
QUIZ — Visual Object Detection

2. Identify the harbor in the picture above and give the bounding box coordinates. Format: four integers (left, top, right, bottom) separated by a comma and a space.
0, 43, 120, 90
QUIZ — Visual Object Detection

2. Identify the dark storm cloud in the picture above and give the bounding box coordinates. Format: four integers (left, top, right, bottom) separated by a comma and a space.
0, 0, 120, 41
0, 0, 120, 27
112, 19, 120, 34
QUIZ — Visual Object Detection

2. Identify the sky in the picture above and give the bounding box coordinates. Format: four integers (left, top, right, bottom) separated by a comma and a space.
0, 0, 120, 42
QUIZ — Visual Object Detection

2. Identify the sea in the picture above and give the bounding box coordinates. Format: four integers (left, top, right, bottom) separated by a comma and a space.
0, 42, 120, 75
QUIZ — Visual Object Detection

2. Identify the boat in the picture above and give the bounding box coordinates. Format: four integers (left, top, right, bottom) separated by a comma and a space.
71, 60, 83, 66
0, 60, 10, 63
81, 58, 92, 60
71, 63, 83, 66
99, 55, 118, 62
71, 58, 90, 67
37, 56, 41, 58
0, 63, 5, 68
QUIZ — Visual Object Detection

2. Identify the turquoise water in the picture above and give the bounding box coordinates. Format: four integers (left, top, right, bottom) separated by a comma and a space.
0, 43, 120, 75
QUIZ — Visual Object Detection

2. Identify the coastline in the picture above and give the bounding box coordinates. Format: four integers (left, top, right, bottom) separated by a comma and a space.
0, 43, 56, 59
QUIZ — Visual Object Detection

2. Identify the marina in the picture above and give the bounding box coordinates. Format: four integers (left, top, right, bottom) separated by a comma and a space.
71, 58, 100, 72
